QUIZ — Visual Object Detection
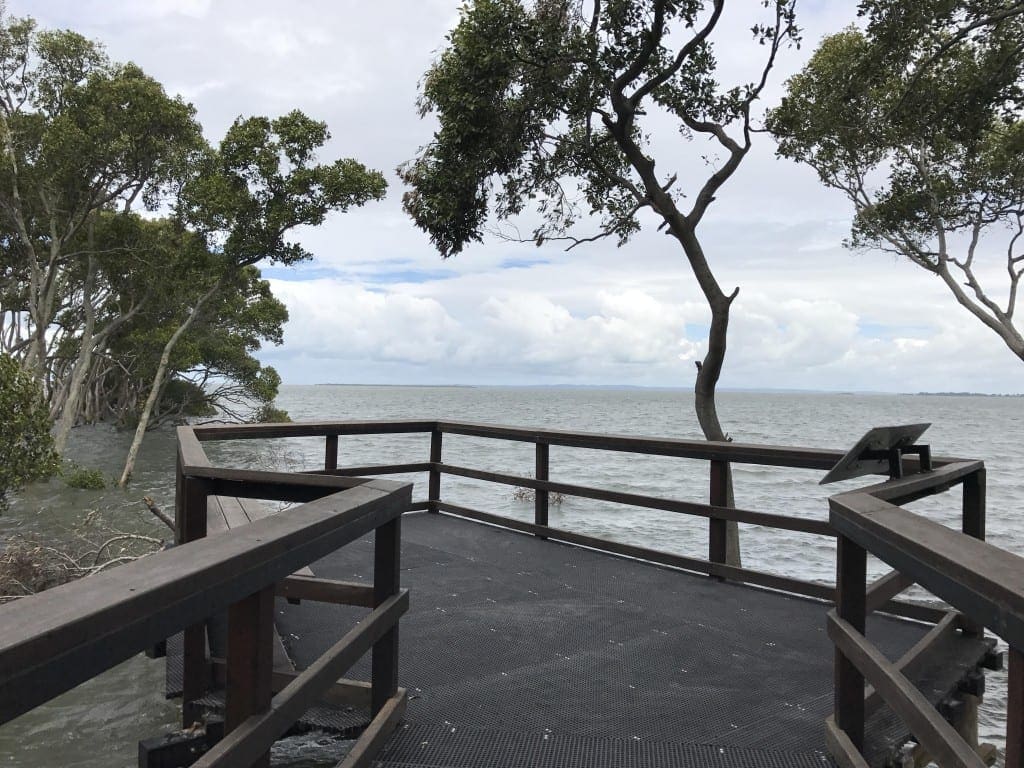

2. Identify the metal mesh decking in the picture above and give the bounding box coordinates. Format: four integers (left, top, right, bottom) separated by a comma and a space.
272, 511, 990, 768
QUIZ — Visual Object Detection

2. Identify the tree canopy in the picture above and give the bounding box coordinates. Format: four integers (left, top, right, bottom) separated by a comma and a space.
403, 0, 799, 565
0, 12, 388, 490
768, 1, 1024, 361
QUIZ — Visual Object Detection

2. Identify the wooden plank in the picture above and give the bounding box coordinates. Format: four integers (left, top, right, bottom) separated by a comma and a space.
325, 435, 339, 472
185, 465, 370, 490
225, 586, 274, 768
211, 659, 373, 708
852, 460, 983, 506
428, 430, 442, 513
177, 426, 211, 470
962, 468, 986, 541
828, 612, 987, 768
193, 420, 437, 441
709, 460, 728, 565
277, 576, 374, 607
864, 611, 959, 716
835, 536, 867, 751
218, 495, 252, 530
865, 570, 914, 614
831, 490, 1024, 650
435, 502, 835, 601
181, 475, 210, 727
0, 482, 410, 724
336, 689, 407, 768
437, 420, 849, 468
303, 462, 432, 477
372, 517, 401, 715
440, 463, 835, 537
192, 591, 409, 768
535, 443, 549, 533
206, 495, 230, 534
825, 715, 872, 768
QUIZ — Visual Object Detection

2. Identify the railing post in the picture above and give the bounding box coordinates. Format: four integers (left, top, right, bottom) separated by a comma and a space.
179, 471, 210, 728
325, 434, 339, 472
1007, 646, 1024, 768
709, 460, 728, 568
962, 467, 986, 541
225, 585, 275, 768
428, 429, 442, 513
961, 467, 987, 637
535, 442, 549, 538
372, 515, 401, 714
835, 533, 867, 752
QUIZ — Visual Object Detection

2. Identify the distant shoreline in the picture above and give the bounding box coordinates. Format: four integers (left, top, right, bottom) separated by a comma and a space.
295, 383, 1022, 397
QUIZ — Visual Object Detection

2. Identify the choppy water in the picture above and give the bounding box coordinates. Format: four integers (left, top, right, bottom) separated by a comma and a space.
1, 386, 1021, 766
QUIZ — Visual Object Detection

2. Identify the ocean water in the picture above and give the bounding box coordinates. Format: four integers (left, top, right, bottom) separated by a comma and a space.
0, 386, 1021, 766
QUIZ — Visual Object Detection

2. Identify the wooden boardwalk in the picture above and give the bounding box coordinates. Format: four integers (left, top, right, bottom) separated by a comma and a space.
274, 510, 993, 768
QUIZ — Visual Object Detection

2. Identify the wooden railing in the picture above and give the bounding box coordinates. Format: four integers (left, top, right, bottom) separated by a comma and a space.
0, 457, 410, 768
827, 462, 1022, 768
190, 419, 976, 624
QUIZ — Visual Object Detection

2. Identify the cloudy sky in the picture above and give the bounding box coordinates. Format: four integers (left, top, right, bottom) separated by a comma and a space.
20, 1, 1024, 393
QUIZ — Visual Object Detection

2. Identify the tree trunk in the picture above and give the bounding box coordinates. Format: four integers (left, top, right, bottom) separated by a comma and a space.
118, 284, 219, 487
675, 225, 742, 566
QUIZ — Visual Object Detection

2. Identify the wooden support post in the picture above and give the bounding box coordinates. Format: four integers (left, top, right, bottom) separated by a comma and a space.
963, 468, 986, 541
835, 534, 867, 753
371, 516, 401, 715
961, 468, 987, 637
709, 460, 728, 566
225, 586, 275, 768
180, 474, 209, 728
1007, 646, 1024, 768
428, 430, 442, 513
325, 434, 339, 472
535, 442, 549, 538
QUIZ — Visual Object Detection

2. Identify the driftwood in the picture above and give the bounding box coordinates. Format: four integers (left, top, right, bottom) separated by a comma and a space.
143, 495, 175, 532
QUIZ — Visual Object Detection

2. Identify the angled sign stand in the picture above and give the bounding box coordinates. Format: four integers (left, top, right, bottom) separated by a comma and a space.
820, 423, 932, 485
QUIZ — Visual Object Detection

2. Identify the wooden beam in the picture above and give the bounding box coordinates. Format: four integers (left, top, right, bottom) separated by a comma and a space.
865, 570, 914, 614
834, 537, 867, 752
825, 716, 872, 768
428, 430, 442, 514
225, 586, 274, 768
831, 488, 1024, 650
210, 658, 373, 709
191, 591, 409, 768
0, 482, 410, 724
828, 612, 987, 768
440, 463, 834, 537
277, 575, 374, 607
337, 689, 407, 768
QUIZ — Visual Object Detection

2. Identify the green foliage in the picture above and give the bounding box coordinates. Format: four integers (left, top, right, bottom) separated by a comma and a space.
401, 0, 798, 257
0, 354, 58, 506
252, 404, 291, 423
62, 464, 106, 490
159, 379, 216, 418
769, 12, 1024, 259
767, 1, 1024, 359
181, 110, 387, 268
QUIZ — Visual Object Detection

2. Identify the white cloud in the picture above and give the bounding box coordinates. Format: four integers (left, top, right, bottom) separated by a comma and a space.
15, 0, 1024, 393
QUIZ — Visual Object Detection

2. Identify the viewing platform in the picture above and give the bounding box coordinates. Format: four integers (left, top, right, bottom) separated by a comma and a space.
0, 419, 1019, 768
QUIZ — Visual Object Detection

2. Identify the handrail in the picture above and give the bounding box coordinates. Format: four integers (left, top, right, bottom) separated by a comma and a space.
192, 417, 965, 469
827, 459, 1015, 767
188, 419, 975, 619
0, 480, 410, 727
